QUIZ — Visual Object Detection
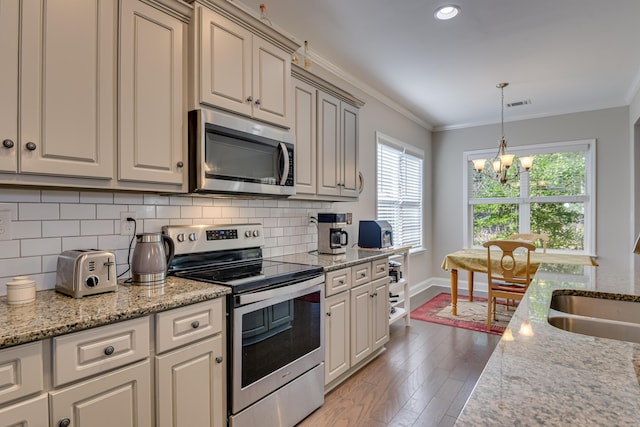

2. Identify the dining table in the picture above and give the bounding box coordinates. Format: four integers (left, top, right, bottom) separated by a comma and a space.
441, 248, 598, 315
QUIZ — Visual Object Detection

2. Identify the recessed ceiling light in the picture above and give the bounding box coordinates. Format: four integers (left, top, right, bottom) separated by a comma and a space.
434, 5, 461, 20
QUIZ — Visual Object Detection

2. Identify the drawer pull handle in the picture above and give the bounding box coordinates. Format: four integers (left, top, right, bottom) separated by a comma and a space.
360, 273, 366, 278
59, 418, 71, 427
215, 356, 223, 363
338, 280, 344, 285
191, 320, 200, 329
104, 346, 115, 356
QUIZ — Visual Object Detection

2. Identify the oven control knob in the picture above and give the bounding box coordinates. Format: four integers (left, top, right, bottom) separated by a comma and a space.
245, 230, 252, 238
189, 233, 197, 241
252, 230, 259, 237
177, 233, 185, 242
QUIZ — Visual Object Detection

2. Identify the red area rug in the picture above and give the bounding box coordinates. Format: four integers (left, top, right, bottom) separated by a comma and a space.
410, 292, 513, 335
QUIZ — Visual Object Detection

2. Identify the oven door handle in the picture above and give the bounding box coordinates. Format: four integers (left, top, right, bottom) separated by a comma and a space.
237, 275, 324, 305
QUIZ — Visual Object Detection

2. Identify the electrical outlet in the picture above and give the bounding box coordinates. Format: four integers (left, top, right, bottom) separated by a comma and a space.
0, 209, 12, 241
120, 212, 136, 236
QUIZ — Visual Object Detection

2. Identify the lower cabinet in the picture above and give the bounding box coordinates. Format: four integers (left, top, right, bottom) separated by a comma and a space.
0, 394, 48, 427
50, 360, 152, 427
324, 259, 389, 389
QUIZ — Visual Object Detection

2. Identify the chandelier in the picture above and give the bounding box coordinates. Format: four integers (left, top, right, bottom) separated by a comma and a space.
472, 83, 533, 184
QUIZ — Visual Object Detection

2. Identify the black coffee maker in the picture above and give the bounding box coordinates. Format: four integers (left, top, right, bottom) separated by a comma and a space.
318, 213, 349, 254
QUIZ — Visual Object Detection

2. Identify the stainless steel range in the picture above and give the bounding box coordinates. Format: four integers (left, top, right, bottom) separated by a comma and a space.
162, 224, 325, 427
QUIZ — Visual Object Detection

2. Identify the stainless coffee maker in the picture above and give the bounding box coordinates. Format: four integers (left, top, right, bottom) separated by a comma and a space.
318, 213, 349, 254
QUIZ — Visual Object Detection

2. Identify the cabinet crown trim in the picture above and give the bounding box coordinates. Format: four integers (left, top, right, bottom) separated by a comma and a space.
191, 0, 300, 53
293, 64, 365, 108
142, 0, 193, 22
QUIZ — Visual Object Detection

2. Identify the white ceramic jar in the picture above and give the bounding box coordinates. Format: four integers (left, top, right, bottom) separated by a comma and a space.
6, 276, 36, 305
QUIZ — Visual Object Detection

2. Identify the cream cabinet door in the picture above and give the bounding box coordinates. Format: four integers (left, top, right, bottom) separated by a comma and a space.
119, 0, 185, 185
20, 0, 116, 178
0, 0, 19, 173
0, 393, 48, 427
340, 102, 359, 197
292, 78, 317, 195
155, 335, 225, 427
372, 277, 390, 350
350, 282, 372, 366
199, 7, 252, 117
324, 291, 350, 386
50, 360, 152, 427
252, 37, 291, 128
317, 91, 341, 197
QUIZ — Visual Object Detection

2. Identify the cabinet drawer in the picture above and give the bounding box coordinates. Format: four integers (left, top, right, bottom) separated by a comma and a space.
52, 316, 150, 387
0, 341, 44, 405
372, 258, 389, 280
325, 267, 351, 297
155, 299, 224, 354
352, 262, 371, 287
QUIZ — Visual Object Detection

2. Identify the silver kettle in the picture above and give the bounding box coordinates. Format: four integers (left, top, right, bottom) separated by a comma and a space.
131, 233, 175, 285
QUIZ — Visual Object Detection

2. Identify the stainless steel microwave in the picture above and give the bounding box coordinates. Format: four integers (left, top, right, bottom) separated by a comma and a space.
188, 109, 295, 196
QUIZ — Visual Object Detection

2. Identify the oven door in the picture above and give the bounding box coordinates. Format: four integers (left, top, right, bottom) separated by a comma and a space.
231, 275, 324, 414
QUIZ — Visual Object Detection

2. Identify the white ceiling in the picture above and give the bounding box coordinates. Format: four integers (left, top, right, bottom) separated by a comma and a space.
236, 0, 640, 130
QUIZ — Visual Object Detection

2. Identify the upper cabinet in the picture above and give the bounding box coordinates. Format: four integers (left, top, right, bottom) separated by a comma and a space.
292, 65, 364, 200
191, 0, 300, 128
119, 0, 188, 185
0, 0, 19, 173
9, 0, 117, 178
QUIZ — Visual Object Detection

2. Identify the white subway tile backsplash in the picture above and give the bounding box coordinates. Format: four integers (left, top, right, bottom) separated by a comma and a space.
42, 190, 79, 203
81, 220, 114, 236
42, 221, 80, 237
60, 203, 95, 220
21, 237, 61, 257
0, 240, 20, 258
0, 190, 327, 295
19, 203, 59, 220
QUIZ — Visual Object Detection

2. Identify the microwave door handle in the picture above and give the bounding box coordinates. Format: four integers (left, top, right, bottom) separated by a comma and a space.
278, 142, 290, 186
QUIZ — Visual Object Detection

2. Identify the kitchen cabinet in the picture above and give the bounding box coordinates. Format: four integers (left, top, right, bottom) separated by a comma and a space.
193, 1, 299, 128
155, 299, 226, 427
323, 259, 389, 389
50, 360, 152, 427
291, 65, 364, 200
0, 0, 19, 173
119, 0, 187, 185
0, 394, 48, 427
14, 0, 117, 178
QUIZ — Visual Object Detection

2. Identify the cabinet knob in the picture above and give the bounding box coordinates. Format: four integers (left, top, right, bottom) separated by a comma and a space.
255, 99, 261, 106
59, 418, 71, 427
191, 320, 200, 329
338, 280, 344, 285
370, 293, 375, 298
215, 356, 223, 363
176, 161, 184, 168
2, 139, 14, 149
25, 142, 37, 151
246, 96, 253, 103
326, 312, 331, 317
104, 345, 115, 356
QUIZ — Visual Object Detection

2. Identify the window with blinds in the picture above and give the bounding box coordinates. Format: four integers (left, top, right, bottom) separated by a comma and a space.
376, 132, 423, 249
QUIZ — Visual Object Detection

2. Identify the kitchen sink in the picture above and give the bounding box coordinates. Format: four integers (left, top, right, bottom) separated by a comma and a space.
547, 293, 640, 343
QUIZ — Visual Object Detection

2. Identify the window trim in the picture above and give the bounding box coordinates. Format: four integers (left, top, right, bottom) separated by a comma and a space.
462, 139, 597, 254
375, 131, 424, 251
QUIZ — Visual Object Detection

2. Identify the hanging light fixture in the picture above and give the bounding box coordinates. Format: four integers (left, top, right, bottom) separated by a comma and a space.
472, 83, 533, 184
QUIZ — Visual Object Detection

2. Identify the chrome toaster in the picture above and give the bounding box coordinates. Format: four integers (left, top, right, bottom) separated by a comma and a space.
55, 249, 117, 298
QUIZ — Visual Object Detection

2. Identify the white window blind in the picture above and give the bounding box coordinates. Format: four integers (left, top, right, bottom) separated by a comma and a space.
376, 133, 423, 249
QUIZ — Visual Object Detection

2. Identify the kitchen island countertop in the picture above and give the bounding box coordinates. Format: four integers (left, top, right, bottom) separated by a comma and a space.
455, 263, 640, 426
0, 277, 230, 349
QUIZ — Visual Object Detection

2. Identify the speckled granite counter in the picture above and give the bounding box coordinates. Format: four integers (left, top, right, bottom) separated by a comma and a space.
268, 247, 400, 271
456, 264, 640, 426
0, 277, 230, 349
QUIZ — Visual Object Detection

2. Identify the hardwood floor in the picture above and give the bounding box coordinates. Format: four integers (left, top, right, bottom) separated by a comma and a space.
298, 319, 500, 427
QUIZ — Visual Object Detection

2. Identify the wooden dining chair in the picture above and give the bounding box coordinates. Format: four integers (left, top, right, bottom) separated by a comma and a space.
508, 233, 549, 253
483, 240, 536, 331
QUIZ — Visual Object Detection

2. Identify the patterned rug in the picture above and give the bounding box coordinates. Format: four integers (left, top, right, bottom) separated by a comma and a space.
410, 292, 514, 335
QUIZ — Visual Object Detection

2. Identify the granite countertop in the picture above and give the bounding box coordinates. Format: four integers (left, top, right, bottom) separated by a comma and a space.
268, 246, 407, 271
0, 277, 230, 349
456, 264, 640, 426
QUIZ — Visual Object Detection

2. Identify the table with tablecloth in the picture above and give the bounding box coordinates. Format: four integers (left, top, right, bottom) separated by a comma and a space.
441, 249, 598, 315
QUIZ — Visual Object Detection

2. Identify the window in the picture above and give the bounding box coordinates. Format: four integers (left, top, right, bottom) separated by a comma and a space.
376, 132, 423, 249
463, 139, 596, 254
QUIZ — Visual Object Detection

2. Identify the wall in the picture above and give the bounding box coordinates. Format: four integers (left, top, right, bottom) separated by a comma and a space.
630, 87, 640, 280
431, 106, 631, 283
0, 188, 333, 295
